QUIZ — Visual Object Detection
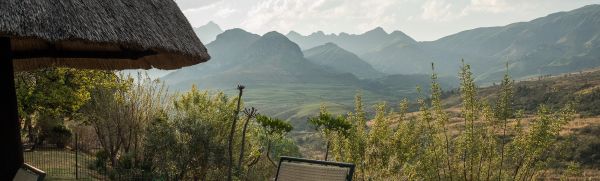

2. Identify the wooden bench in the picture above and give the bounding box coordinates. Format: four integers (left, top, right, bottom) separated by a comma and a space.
275, 156, 355, 181
13, 163, 45, 181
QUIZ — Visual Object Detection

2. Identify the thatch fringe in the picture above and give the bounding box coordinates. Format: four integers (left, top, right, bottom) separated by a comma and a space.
0, 0, 210, 70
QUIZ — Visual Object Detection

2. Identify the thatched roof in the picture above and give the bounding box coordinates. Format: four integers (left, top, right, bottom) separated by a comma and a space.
0, 0, 210, 71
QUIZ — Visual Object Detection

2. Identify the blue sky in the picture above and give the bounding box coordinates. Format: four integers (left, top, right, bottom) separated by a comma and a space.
175, 0, 600, 41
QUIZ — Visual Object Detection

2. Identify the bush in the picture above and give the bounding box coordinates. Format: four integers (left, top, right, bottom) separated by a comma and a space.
93, 150, 109, 172
47, 125, 72, 148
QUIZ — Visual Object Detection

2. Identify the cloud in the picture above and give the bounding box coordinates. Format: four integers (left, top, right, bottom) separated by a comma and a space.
240, 0, 404, 34
420, 0, 458, 21
175, 0, 600, 40
176, 0, 220, 9
215, 8, 237, 18
462, 0, 514, 15
182, 1, 223, 13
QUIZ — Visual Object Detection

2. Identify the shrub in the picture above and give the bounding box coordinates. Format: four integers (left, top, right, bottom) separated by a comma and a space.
47, 125, 72, 148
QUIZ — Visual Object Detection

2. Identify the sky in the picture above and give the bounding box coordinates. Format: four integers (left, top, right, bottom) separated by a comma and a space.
175, 0, 600, 41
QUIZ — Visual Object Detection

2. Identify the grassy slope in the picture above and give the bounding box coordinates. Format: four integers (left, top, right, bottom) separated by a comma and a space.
217, 83, 411, 131
442, 67, 600, 116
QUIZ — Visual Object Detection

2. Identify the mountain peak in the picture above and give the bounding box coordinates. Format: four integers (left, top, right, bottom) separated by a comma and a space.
310, 31, 326, 36
287, 31, 303, 37
262, 31, 288, 39
206, 21, 219, 27
213, 28, 258, 43
220, 28, 253, 37
197, 21, 222, 31
194, 21, 224, 43
390, 30, 417, 43
364, 27, 387, 35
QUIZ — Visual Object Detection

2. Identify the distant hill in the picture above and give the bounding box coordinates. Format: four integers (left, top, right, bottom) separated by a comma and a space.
194, 21, 223, 44
421, 4, 600, 82
303, 43, 384, 79
287, 27, 435, 75
287, 5, 600, 82
286, 27, 417, 55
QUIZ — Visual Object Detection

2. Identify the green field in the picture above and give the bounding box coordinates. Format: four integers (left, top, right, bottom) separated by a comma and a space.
218, 83, 417, 130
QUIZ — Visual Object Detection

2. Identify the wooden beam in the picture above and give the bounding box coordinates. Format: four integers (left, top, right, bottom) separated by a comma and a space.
12, 49, 157, 60
0, 36, 23, 180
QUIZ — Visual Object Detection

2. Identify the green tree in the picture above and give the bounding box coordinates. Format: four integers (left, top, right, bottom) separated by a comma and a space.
80, 73, 166, 170
255, 115, 293, 167
15, 68, 116, 144
144, 86, 235, 180
308, 105, 352, 161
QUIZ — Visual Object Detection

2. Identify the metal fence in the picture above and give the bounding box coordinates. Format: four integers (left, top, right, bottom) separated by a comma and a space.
23, 134, 164, 180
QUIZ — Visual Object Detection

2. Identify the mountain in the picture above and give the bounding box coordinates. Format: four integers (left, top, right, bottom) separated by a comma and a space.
303, 43, 384, 79
163, 30, 361, 89
287, 28, 436, 75
360, 36, 434, 75
286, 27, 417, 55
161, 29, 437, 130
194, 21, 223, 44
287, 5, 600, 82
420, 4, 600, 82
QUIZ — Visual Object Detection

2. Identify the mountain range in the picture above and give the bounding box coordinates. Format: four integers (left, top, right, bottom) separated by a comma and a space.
286, 4, 600, 82
154, 4, 600, 129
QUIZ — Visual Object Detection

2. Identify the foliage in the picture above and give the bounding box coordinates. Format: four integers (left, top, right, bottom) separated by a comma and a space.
80, 73, 167, 172
143, 86, 234, 179
142, 87, 299, 180
257, 115, 293, 135
254, 115, 294, 167
307, 107, 352, 161
317, 63, 576, 180
47, 125, 72, 148
15, 68, 117, 143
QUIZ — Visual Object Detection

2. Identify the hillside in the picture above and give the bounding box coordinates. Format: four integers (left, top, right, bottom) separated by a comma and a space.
303, 43, 384, 79
441, 68, 600, 117
422, 4, 600, 82
163, 29, 361, 89
286, 5, 600, 83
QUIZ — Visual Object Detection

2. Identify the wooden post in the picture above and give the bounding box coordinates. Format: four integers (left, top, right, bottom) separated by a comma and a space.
0, 37, 24, 180
75, 133, 79, 179
325, 140, 330, 161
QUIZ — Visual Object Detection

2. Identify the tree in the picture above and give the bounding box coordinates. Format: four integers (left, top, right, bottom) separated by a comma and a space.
15, 68, 116, 145
238, 107, 258, 178
496, 64, 514, 178
144, 87, 236, 180
308, 105, 352, 161
80, 73, 167, 169
316, 62, 576, 180
228, 85, 244, 181
255, 115, 293, 167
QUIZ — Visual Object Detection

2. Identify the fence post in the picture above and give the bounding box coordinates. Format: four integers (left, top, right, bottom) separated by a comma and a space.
75, 133, 78, 180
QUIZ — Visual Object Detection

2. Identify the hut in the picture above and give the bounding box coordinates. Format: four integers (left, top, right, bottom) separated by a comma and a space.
0, 0, 210, 179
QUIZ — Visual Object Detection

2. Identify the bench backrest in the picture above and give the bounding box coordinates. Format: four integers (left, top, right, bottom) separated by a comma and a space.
13, 163, 45, 181
275, 156, 355, 181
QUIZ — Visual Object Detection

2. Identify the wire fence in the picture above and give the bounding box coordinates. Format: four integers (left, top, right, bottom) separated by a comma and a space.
23, 134, 167, 180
